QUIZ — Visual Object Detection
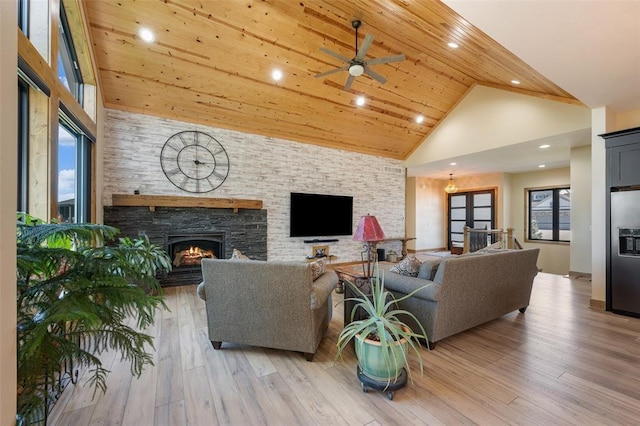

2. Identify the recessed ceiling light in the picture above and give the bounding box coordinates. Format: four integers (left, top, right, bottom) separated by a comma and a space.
511, 79, 521, 85
356, 96, 366, 106
416, 115, 424, 124
447, 42, 459, 49
271, 69, 283, 81
539, 144, 551, 149
538, 164, 546, 168
450, 162, 457, 166
138, 28, 155, 43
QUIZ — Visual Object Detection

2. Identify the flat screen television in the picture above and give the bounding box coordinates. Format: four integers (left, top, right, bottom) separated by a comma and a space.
290, 192, 353, 237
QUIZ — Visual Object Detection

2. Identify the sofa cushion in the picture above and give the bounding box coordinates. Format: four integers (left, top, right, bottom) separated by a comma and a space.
476, 241, 503, 253
384, 271, 440, 302
309, 257, 326, 281
458, 250, 488, 258
417, 258, 442, 280
389, 254, 422, 277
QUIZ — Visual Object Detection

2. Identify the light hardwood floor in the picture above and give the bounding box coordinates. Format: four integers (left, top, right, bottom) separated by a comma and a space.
49, 272, 640, 425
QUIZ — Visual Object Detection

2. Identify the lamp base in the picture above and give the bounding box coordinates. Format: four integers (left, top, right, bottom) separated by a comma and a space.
360, 243, 379, 277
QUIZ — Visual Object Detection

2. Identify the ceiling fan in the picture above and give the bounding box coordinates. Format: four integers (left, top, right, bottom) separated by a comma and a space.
315, 20, 405, 91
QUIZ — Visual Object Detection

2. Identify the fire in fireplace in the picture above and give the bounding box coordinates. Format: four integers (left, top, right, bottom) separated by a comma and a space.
165, 234, 224, 285
173, 245, 216, 268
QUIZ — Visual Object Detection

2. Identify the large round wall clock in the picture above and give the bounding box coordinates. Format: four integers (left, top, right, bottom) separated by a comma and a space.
160, 130, 230, 193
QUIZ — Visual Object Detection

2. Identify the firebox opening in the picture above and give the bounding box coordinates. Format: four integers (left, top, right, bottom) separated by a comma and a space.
167, 235, 224, 272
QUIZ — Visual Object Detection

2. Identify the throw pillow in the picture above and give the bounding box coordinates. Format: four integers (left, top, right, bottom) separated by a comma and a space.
459, 251, 486, 257
230, 248, 249, 259
417, 258, 442, 280
477, 241, 503, 253
309, 257, 326, 281
389, 255, 422, 277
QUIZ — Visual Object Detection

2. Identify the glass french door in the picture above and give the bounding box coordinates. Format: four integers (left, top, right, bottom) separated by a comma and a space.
448, 189, 495, 250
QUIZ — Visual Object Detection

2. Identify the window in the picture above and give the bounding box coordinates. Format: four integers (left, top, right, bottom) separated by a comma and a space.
57, 115, 92, 223
18, 80, 29, 211
58, 3, 83, 103
18, 0, 96, 223
528, 187, 571, 242
18, 0, 29, 34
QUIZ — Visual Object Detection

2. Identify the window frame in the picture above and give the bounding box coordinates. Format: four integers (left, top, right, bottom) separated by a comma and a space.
18, 0, 98, 223
18, 79, 29, 212
58, 113, 93, 223
527, 186, 571, 243
58, 2, 83, 104
18, 0, 29, 34
447, 189, 496, 250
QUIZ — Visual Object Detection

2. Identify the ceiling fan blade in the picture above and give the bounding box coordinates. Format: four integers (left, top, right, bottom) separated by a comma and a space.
315, 65, 349, 78
366, 54, 406, 66
354, 33, 374, 62
319, 47, 352, 64
344, 74, 356, 91
364, 67, 387, 84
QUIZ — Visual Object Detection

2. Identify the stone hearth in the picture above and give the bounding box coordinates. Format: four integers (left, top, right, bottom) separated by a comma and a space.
103, 206, 267, 286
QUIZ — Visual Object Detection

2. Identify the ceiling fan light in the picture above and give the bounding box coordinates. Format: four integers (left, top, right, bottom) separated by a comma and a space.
349, 64, 365, 76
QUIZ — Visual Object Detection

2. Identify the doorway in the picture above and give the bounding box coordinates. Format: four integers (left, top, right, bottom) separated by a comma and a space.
448, 189, 496, 250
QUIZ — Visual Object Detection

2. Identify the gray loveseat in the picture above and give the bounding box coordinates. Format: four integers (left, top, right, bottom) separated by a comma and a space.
383, 248, 540, 348
197, 259, 337, 361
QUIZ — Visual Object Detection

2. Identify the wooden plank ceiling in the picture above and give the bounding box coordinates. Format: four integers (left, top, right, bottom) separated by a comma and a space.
84, 0, 579, 160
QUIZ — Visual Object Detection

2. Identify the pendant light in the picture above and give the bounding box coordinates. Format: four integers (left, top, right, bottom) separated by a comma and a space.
444, 173, 458, 194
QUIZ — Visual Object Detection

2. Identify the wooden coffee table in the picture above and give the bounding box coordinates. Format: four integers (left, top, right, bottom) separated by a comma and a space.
334, 263, 394, 326
333, 264, 370, 294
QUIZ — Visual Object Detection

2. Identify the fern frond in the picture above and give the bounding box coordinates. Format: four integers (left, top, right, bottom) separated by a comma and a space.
16, 214, 170, 422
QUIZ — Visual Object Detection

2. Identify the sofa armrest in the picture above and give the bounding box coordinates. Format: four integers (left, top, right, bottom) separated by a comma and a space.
310, 271, 338, 310
383, 271, 441, 302
197, 281, 206, 301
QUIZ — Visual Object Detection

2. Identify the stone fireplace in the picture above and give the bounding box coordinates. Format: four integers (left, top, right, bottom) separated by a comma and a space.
104, 201, 267, 286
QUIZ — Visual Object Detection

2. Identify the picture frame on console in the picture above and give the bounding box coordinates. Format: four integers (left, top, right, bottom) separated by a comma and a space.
312, 245, 329, 258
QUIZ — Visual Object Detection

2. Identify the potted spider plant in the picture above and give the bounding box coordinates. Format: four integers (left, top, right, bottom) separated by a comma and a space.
336, 264, 428, 388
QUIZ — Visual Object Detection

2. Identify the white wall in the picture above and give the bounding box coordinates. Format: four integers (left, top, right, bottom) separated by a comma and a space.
591, 108, 613, 304
405, 177, 417, 250
406, 85, 591, 166
1, 1, 17, 423
617, 109, 640, 130
570, 145, 592, 275
410, 177, 445, 250
510, 167, 571, 275
103, 109, 406, 262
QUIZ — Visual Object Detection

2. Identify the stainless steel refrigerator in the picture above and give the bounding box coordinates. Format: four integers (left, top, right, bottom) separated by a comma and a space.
610, 189, 640, 316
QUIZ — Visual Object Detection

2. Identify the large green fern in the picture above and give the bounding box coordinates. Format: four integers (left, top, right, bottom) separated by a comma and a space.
16, 213, 171, 425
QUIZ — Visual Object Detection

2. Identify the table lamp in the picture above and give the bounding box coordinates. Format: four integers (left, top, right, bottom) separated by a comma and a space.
353, 214, 385, 277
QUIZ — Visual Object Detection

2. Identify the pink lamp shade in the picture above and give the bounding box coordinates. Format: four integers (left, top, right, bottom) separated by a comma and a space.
353, 215, 385, 242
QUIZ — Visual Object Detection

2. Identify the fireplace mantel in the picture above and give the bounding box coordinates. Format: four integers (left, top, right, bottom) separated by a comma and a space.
111, 194, 262, 212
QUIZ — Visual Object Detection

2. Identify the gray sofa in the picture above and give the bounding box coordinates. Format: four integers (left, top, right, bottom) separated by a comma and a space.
197, 258, 337, 361
383, 248, 540, 347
